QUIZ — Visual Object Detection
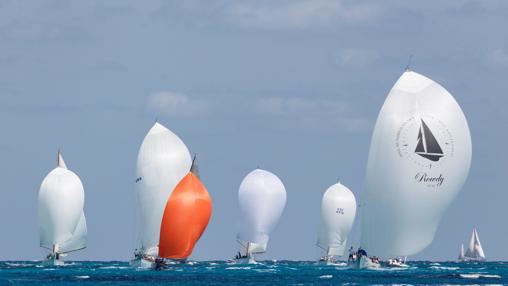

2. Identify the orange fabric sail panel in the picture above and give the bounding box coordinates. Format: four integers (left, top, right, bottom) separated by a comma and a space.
158, 172, 212, 259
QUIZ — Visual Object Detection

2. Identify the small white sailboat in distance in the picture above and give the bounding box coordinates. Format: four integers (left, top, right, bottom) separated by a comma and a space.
316, 181, 356, 265
235, 169, 287, 264
38, 151, 87, 266
458, 243, 465, 261
459, 227, 486, 262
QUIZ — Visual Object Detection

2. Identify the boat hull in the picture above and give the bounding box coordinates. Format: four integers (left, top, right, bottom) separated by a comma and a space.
459, 257, 486, 263
235, 256, 257, 264
348, 256, 380, 269
129, 257, 155, 269
43, 256, 65, 267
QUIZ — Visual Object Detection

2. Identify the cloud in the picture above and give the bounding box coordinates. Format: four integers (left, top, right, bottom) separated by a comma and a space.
255, 96, 369, 132
224, 0, 383, 29
333, 48, 379, 68
256, 96, 348, 116
154, 0, 384, 30
485, 48, 508, 68
147, 91, 210, 117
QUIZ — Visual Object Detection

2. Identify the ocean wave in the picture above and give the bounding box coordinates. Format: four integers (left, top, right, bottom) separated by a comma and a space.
430, 266, 459, 271
459, 273, 501, 279
225, 266, 252, 270
319, 275, 333, 279
74, 276, 90, 279
99, 266, 130, 270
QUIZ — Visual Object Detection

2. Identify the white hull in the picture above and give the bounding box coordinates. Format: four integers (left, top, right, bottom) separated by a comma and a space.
235, 256, 257, 264
43, 256, 65, 267
348, 256, 380, 269
386, 260, 409, 268
129, 257, 155, 269
317, 256, 336, 266
460, 257, 486, 263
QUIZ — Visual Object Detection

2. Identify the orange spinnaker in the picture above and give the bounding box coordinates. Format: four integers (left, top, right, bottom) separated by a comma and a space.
158, 172, 212, 259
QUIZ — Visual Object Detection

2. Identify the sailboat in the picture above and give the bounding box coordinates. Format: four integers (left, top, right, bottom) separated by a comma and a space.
460, 228, 486, 262
235, 169, 287, 264
360, 69, 472, 268
156, 155, 212, 267
316, 181, 356, 265
38, 151, 87, 266
458, 243, 465, 261
131, 122, 192, 268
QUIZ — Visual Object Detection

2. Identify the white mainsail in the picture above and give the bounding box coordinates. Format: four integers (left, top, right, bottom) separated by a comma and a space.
361, 70, 472, 258
237, 169, 287, 255
464, 228, 485, 261
134, 122, 192, 255
38, 151, 87, 253
317, 182, 357, 257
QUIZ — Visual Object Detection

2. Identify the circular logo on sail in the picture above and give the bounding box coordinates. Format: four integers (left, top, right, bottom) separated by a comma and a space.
396, 115, 454, 187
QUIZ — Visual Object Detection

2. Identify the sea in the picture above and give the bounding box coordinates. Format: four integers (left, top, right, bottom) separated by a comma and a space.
0, 260, 506, 285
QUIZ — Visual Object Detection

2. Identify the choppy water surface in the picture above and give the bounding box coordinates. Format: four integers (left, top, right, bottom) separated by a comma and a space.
0, 260, 506, 285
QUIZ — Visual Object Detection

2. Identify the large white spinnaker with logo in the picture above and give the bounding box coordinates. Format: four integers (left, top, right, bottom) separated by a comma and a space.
317, 182, 357, 258
237, 169, 287, 260
134, 122, 192, 257
361, 70, 472, 258
38, 151, 87, 262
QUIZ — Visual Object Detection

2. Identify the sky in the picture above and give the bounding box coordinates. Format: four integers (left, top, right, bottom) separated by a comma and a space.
0, 0, 507, 261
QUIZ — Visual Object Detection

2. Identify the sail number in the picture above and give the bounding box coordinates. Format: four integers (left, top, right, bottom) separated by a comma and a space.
336, 208, 344, 214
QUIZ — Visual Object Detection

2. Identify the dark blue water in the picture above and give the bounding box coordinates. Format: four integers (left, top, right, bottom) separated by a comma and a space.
0, 260, 505, 285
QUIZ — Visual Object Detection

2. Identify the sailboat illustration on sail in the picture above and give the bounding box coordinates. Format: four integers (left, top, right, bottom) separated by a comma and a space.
414, 119, 444, 162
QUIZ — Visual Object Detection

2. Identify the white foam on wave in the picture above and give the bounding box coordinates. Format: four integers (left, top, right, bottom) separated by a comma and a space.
99, 266, 130, 270
5, 262, 30, 267
225, 266, 251, 270
459, 273, 501, 279
254, 268, 277, 273
319, 275, 333, 279
74, 276, 90, 279
431, 266, 459, 271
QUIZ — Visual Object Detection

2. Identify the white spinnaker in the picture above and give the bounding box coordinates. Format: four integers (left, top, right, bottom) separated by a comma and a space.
59, 212, 87, 253
361, 70, 472, 258
238, 169, 287, 254
317, 182, 357, 256
39, 153, 85, 251
135, 122, 192, 253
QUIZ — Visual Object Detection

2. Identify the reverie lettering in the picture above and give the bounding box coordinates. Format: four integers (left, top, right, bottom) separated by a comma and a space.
415, 172, 444, 187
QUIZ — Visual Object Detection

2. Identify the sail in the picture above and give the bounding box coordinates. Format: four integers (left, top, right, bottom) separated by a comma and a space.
237, 235, 269, 254
237, 169, 287, 253
465, 228, 485, 260
361, 70, 472, 258
158, 167, 212, 259
39, 152, 85, 251
458, 243, 465, 261
135, 122, 192, 254
316, 182, 357, 257
59, 212, 87, 253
